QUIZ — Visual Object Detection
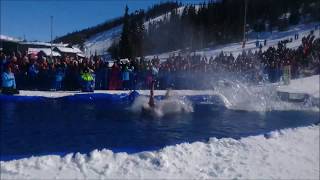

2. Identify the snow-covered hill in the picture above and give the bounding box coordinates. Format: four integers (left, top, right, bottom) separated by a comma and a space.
83, 6, 192, 57
83, 20, 319, 60
83, 25, 123, 57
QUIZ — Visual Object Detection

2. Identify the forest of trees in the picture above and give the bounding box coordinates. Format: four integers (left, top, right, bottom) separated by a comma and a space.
111, 0, 320, 58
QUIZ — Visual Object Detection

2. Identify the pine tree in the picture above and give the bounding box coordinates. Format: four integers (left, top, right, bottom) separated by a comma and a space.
119, 5, 132, 59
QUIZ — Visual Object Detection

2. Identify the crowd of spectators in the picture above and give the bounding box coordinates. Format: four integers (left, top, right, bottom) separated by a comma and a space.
1, 33, 319, 94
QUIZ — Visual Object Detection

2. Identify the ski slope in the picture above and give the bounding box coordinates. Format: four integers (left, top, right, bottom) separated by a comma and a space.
83, 25, 123, 57
82, 6, 187, 57
78, 2, 319, 58
84, 20, 319, 59
1, 125, 318, 179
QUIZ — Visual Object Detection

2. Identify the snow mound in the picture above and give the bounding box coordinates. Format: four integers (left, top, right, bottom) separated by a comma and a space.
277, 75, 320, 99
1, 125, 319, 179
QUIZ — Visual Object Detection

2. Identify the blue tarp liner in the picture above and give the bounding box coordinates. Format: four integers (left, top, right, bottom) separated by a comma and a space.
0, 91, 220, 104
0, 94, 47, 102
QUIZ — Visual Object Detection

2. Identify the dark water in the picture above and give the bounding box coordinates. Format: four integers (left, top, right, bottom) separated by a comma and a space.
0, 95, 319, 161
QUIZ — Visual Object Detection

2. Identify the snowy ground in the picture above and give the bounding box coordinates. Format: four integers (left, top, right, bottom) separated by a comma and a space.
1, 125, 319, 179
277, 75, 320, 99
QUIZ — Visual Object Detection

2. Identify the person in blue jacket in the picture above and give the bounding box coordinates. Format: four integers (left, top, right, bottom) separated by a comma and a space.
54, 67, 65, 91
1, 65, 19, 95
122, 65, 131, 90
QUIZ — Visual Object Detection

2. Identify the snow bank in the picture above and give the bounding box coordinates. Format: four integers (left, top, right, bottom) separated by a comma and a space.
277, 75, 320, 99
1, 125, 319, 179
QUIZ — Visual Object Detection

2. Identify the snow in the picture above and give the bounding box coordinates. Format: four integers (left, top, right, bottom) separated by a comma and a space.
81, 5, 319, 59
27, 48, 61, 57
82, 6, 195, 57
1, 125, 318, 179
83, 25, 123, 57
0, 34, 20, 42
277, 75, 320, 99
55, 46, 81, 54
144, 6, 187, 30
20, 41, 68, 47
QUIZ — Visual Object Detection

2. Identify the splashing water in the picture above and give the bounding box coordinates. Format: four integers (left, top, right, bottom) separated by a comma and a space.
130, 78, 318, 116
211, 79, 319, 112
129, 96, 193, 118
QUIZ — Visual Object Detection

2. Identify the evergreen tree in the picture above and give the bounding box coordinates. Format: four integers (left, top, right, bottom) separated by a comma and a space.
119, 5, 132, 59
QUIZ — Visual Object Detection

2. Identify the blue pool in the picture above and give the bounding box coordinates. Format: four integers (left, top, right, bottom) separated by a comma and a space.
1, 93, 319, 161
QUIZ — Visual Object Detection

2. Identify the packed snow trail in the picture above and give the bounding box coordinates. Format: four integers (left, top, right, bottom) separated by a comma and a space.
1, 125, 319, 179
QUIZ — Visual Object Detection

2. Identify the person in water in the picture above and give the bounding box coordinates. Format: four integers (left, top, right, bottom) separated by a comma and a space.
148, 80, 171, 109
148, 80, 156, 108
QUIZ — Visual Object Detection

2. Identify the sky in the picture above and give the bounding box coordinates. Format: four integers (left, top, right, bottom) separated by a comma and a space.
1, 0, 203, 42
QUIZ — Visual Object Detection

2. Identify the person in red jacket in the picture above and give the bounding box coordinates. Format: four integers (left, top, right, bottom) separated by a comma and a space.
108, 63, 122, 90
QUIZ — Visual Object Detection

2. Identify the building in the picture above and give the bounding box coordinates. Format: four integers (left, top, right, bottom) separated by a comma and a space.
27, 48, 61, 57
1, 35, 85, 58
54, 46, 85, 58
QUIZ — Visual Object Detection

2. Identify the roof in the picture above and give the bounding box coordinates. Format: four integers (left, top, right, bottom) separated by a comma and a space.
76, 53, 85, 58
0, 34, 20, 42
28, 48, 61, 57
20, 41, 68, 47
72, 47, 82, 53
55, 46, 83, 54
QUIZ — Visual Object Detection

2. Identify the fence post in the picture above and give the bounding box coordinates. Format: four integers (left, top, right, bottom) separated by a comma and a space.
283, 65, 291, 85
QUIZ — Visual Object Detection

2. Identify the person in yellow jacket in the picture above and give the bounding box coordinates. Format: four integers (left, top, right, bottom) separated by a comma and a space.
81, 68, 95, 92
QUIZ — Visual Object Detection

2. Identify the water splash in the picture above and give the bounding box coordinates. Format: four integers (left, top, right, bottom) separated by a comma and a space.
129, 96, 193, 118
211, 79, 319, 112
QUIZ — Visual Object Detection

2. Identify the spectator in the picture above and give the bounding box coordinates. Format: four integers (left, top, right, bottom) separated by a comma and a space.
1, 64, 19, 94
121, 64, 131, 90
80, 68, 95, 92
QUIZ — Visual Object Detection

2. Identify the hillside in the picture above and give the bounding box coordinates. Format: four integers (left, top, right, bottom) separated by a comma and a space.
53, 2, 181, 51
145, 22, 320, 61
54, 0, 320, 58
